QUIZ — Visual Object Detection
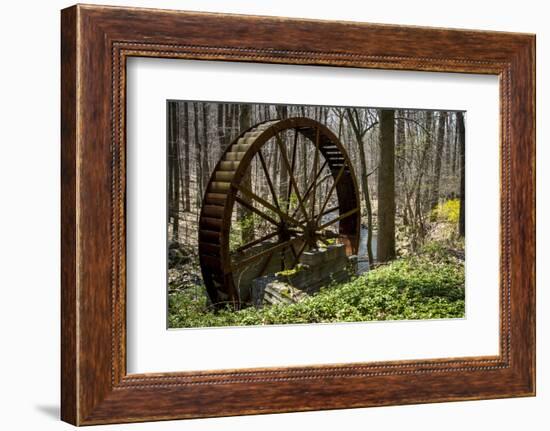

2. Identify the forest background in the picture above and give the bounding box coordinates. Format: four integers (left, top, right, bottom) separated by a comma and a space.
167, 101, 466, 327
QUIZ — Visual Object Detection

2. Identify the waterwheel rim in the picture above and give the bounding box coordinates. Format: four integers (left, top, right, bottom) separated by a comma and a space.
198, 117, 361, 307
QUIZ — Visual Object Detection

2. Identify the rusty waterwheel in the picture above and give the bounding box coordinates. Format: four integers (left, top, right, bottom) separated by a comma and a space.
198, 117, 360, 307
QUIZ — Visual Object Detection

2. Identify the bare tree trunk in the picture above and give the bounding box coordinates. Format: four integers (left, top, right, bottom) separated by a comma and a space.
430, 111, 447, 212
201, 104, 211, 191
224, 104, 233, 148
168, 102, 180, 241
239, 104, 254, 242
193, 103, 202, 208
182, 102, 191, 211
168, 103, 174, 238
395, 109, 406, 223
174, 104, 183, 240
299, 106, 308, 191
451, 114, 458, 176
346, 108, 375, 264
276, 106, 289, 202
377, 109, 396, 262
444, 113, 452, 183
217, 104, 225, 157
457, 111, 466, 237
411, 111, 433, 248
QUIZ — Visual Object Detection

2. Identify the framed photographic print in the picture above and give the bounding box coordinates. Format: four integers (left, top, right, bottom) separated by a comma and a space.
61, 4, 535, 425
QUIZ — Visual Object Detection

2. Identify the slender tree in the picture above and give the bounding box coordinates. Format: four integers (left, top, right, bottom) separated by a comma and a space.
217, 104, 225, 158
457, 111, 466, 237
429, 111, 448, 212
167, 103, 174, 238
444, 114, 453, 182
395, 109, 406, 224
201, 104, 211, 190
276, 106, 289, 202
238, 104, 254, 242
409, 111, 434, 249
223, 103, 233, 148
167, 102, 180, 241
182, 102, 190, 211
346, 108, 377, 264
377, 109, 396, 262
451, 114, 459, 176
193, 103, 202, 207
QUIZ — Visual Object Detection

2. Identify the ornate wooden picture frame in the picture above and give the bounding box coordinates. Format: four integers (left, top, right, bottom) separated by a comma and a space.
61, 4, 535, 425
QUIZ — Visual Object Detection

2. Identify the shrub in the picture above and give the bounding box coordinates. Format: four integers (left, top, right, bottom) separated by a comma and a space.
432, 199, 460, 224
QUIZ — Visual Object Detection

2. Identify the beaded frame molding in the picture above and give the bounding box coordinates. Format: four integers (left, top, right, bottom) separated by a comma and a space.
61, 4, 535, 425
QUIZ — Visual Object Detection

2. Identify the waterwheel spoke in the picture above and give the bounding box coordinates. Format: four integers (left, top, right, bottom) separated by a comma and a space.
304, 173, 332, 206
297, 207, 339, 225
290, 161, 329, 219
232, 235, 305, 271
320, 205, 340, 217
291, 240, 308, 268
274, 133, 309, 222
284, 241, 298, 270
315, 165, 346, 225
282, 241, 299, 270
236, 185, 303, 228
257, 149, 281, 212
258, 251, 274, 277
289, 242, 298, 259
299, 205, 339, 224
235, 230, 279, 253
235, 195, 279, 227
318, 207, 359, 231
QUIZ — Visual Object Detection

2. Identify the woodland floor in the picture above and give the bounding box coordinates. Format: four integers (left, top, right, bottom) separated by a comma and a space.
167, 233, 465, 328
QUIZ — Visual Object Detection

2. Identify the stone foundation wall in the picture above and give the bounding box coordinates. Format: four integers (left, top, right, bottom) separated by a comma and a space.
250, 244, 357, 307
232, 241, 301, 303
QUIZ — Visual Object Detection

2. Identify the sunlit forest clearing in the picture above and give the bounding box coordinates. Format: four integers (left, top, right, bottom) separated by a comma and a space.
167, 101, 465, 328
